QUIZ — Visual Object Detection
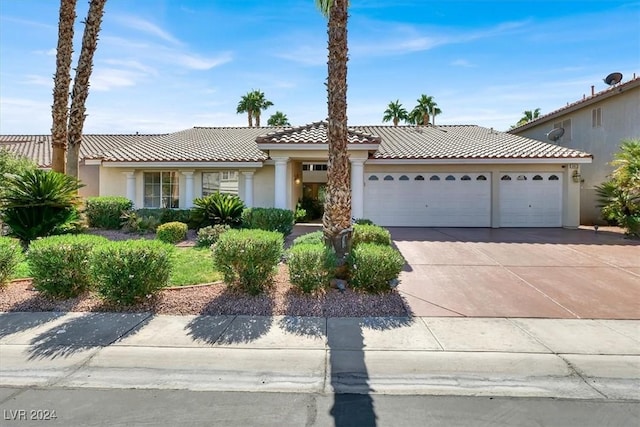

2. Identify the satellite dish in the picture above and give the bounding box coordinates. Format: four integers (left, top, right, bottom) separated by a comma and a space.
604, 72, 623, 86
547, 127, 565, 142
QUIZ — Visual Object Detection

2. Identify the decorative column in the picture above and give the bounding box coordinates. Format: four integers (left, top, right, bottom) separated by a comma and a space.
274, 158, 289, 209
124, 171, 136, 207
242, 171, 255, 207
182, 171, 195, 208
350, 159, 365, 219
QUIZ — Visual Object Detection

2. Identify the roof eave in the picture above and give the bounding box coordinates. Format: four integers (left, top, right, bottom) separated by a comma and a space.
368, 157, 592, 165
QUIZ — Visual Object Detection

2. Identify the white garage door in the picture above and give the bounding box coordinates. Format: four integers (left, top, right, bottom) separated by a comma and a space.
499, 172, 563, 227
363, 173, 491, 227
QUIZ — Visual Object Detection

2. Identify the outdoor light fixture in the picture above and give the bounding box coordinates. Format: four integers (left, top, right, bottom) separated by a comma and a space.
572, 169, 582, 183
294, 175, 301, 184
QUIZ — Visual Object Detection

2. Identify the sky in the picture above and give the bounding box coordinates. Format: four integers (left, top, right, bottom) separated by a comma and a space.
0, 0, 639, 135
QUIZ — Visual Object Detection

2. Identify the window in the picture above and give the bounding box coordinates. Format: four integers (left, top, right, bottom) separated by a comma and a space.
533, 175, 543, 181
399, 175, 409, 181
549, 175, 559, 181
415, 175, 425, 181
445, 175, 456, 181
430, 175, 440, 181
461, 175, 471, 181
517, 175, 527, 181
202, 171, 239, 196
144, 172, 179, 208
553, 119, 572, 141
302, 164, 328, 171
592, 108, 602, 128
476, 175, 487, 181
383, 175, 394, 181
368, 175, 379, 181
501, 175, 512, 181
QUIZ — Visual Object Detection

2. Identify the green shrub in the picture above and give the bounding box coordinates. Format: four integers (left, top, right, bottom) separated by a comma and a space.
0, 236, 22, 286
156, 221, 188, 244
213, 229, 284, 295
354, 218, 374, 225
348, 243, 405, 293
27, 234, 108, 298
120, 211, 162, 234
91, 240, 174, 304
0, 169, 83, 244
0, 149, 36, 198
596, 139, 640, 237
352, 224, 392, 247
134, 208, 194, 228
196, 224, 230, 248
85, 196, 133, 229
192, 192, 245, 228
287, 243, 337, 293
292, 230, 324, 246
242, 207, 295, 237
298, 196, 323, 220
295, 206, 307, 223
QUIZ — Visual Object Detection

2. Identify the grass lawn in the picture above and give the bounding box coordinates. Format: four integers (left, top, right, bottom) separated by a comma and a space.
10, 246, 221, 287
169, 247, 222, 286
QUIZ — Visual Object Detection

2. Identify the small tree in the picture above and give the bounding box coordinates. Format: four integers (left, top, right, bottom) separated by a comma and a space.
267, 111, 291, 126
596, 139, 640, 237
382, 100, 408, 126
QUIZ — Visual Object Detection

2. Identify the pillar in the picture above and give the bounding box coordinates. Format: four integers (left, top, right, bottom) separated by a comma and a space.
242, 171, 255, 207
350, 159, 365, 219
182, 171, 195, 208
124, 171, 136, 207
274, 158, 289, 209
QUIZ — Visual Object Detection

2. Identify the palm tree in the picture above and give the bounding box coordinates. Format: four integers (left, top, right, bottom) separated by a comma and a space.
250, 90, 273, 127
316, 0, 351, 262
516, 108, 541, 126
236, 90, 273, 127
267, 111, 291, 126
66, 0, 107, 180
236, 92, 255, 127
51, 0, 77, 174
382, 100, 408, 126
409, 94, 442, 126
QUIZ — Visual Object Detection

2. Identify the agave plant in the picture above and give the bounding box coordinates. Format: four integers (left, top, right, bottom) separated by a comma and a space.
191, 192, 245, 228
0, 169, 83, 244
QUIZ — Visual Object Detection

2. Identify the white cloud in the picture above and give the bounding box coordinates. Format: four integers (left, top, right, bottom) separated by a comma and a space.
23, 75, 52, 87
171, 52, 233, 70
275, 45, 326, 66
451, 59, 476, 68
112, 15, 183, 46
89, 68, 140, 91
33, 48, 57, 56
102, 59, 158, 76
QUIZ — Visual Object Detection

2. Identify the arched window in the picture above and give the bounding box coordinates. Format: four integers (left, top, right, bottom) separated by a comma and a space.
477, 175, 487, 181
533, 175, 543, 181
430, 175, 440, 181
368, 175, 379, 181
399, 175, 409, 181
383, 175, 394, 181
415, 175, 425, 181
461, 175, 471, 181
501, 175, 512, 181
517, 175, 527, 181
445, 175, 456, 181
549, 175, 559, 181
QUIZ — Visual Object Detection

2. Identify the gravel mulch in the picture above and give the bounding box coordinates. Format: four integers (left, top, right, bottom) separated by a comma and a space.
1, 227, 409, 317
1, 265, 409, 318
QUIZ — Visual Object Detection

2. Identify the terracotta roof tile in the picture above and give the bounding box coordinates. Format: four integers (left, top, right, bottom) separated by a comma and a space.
256, 121, 381, 145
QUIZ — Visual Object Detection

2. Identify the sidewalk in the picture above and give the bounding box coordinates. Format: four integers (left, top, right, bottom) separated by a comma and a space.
1, 312, 638, 400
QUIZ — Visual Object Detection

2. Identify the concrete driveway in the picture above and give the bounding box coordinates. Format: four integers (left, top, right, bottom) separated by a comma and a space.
391, 227, 640, 319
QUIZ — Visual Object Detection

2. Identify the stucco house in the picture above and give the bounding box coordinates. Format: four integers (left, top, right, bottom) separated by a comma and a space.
510, 75, 640, 224
1, 121, 592, 228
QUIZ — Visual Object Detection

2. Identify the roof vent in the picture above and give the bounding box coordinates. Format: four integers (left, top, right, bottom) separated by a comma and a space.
547, 127, 565, 142
604, 72, 623, 86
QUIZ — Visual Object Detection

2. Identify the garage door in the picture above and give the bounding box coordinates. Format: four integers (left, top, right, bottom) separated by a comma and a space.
363, 173, 491, 227
499, 173, 562, 227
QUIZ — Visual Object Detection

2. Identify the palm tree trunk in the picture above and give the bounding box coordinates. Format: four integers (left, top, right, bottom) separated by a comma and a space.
248, 111, 253, 127
51, 0, 77, 174
255, 113, 260, 127
66, 0, 106, 179
393, 117, 398, 126
322, 0, 352, 264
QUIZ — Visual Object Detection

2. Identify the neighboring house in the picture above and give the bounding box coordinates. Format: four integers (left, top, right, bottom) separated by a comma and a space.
1, 121, 592, 228
510, 75, 640, 224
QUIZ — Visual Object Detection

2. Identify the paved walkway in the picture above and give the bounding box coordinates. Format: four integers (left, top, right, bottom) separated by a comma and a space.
1, 312, 638, 400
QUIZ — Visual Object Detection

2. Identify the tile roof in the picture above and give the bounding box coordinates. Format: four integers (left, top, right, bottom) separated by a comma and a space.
510, 75, 640, 132
359, 125, 592, 160
96, 127, 276, 162
0, 134, 159, 167
256, 121, 381, 145
1, 124, 592, 165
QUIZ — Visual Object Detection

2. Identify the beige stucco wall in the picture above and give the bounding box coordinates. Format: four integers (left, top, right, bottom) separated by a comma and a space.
514, 85, 640, 224
78, 163, 100, 197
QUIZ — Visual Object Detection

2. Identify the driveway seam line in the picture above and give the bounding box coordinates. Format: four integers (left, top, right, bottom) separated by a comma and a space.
418, 317, 445, 351
506, 319, 555, 353
398, 290, 465, 317
557, 354, 610, 399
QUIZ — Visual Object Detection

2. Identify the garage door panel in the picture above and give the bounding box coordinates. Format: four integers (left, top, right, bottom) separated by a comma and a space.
364, 173, 491, 227
499, 173, 562, 227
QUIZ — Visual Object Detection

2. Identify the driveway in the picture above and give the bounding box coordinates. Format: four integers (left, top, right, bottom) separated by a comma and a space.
391, 227, 640, 319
